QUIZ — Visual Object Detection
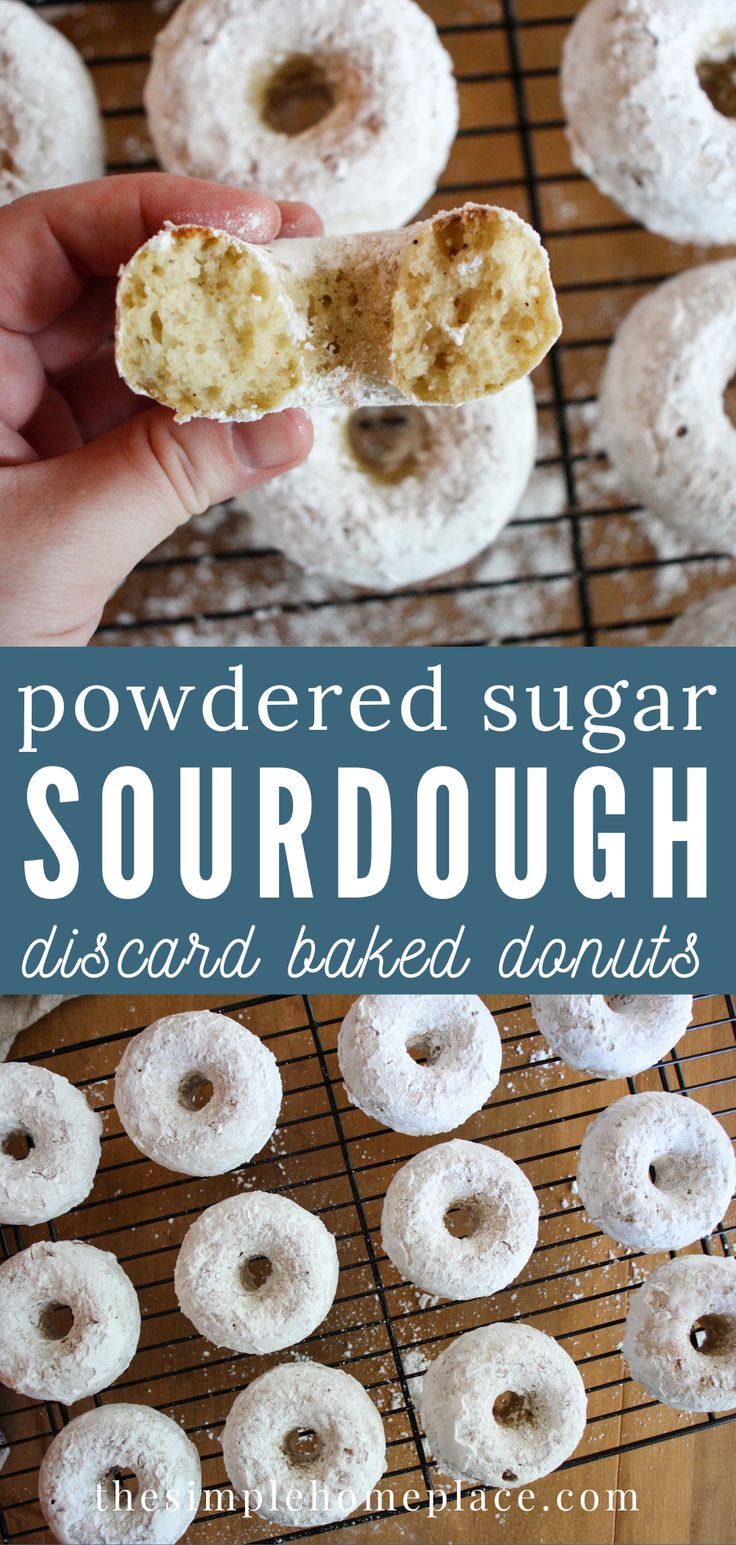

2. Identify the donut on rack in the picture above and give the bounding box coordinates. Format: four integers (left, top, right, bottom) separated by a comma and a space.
175, 1191, 339, 1353
598, 263, 736, 555
577, 1092, 736, 1251
562, 0, 736, 245
663, 585, 736, 646
114, 1010, 282, 1177
222, 1361, 386, 1527
145, 0, 458, 235
236, 386, 537, 590
529, 995, 694, 1079
421, 1323, 587, 1486
0, 0, 104, 205
337, 995, 503, 1136
38, 1404, 201, 1545
381, 1139, 538, 1300
623, 1255, 736, 1413
115, 204, 561, 422
0, 1240, 140, 1404
0, 1063, 101, 1226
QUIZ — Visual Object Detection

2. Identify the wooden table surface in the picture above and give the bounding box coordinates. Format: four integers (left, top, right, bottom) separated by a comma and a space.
37, 0, 736, 646
1, 993, 735, 1544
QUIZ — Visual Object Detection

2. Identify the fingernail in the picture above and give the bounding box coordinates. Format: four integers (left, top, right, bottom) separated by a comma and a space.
232, 410, 311, 470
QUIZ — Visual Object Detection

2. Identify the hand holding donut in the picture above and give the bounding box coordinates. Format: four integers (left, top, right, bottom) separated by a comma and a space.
0, 173, 318, 646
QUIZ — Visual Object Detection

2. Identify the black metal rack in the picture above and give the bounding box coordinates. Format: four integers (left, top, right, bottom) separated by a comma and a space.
1, 992, 735, 1542
26, 0, 736, 646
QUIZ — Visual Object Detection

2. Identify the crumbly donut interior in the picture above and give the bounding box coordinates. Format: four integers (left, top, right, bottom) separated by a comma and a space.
117, 230, 305, 419
392, 206, 558, 402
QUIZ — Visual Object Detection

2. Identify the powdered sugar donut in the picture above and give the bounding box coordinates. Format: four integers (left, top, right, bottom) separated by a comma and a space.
0, 1064, 101, 1226
175, 1191, 338, 1353
562, 0, 736, 244
114, 1011, 282, 1177
238, 385, 536, 590
0, 0, 104, 205
623, 1255, 736, 1412
421, 1323, 587, 1486
223, 1362, 386, 1527
338, 996, 502, 1137
39, 1404, 201, 1545
664, 586, 736, 645
598, 264, 736, 554
145, 0, 457, 235
0, 1240, 140, 1404
530, 995, 694, 1079
382, 1139, 538, 1300
577, 1093, 736, 1250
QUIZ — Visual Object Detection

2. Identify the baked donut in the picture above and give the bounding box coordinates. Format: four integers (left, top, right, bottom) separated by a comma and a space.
0, 1239, 140, 1404
0, 0, 104, 205
381, 1139, 538, 1300
145, 0, 458, 235
663, 585, 736, 645
0, 1064, 101, 1226
237, 384, 537, 590
114, 1010, 282, 1177
562, 0, 736, 245
421, 1323, 587, 1486
530, 995, 694, 1079
598, 263, 736, 554
115, 204, 561, 422
623, 1255, 736, 1413
577, 1092, 736, 1251
337, 995, 502, 1137
175, 1191, 339, 1353
38, 1403, 201, 1545
222, 1361, 386, 1527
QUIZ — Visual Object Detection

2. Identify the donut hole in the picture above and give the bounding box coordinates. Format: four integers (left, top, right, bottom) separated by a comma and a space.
724, 375, 736, 427
100, 1468, 140, 1506
444, 1196, 483, 1239
239, 1254, 273, 1292
604, 994, 637, 1012
263, 55, 335, 136
1, 1129, 34, 1161
698, 49, 736, 119
406, 1033, 444, 1068
392, 205, 559, 403
492, 1389, 536, 1430
178, 1072, 214, 1112
38, 1302, 75, 1341
347, 407, 429, 482
283, 1427, 325, 1467
689, 1313, 736, 1356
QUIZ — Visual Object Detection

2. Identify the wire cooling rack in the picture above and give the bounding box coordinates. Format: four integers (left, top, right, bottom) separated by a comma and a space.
1, 993, 735, 1544
28, 0, 736, 646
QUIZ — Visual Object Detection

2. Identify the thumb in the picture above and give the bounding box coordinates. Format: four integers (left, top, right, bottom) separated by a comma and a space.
4, 405, 312, 644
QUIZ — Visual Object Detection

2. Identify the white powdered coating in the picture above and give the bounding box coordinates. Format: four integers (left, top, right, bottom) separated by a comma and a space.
145, 0, 458, 234
239, 384, 537, 590
0, 0, 104, 204
114, 1010, 282, 1177
175, 1191, 339, 1353
39, 1404, 201, 1545
0, 1240, 140, 1404
0, 996, 67, 1065
562, 0, 736, 244
421, 1323, 587, 1486
222, 1361, 386, 1527
623, 1255, 736, 1413
577, 1092, 736, 1251
338, 996, 502, 1137
664, 584, 736, 644
381, 1139, 538, 1300
0, 1064, 101, 1226
598, 263, 736, 554
530, 995, 694, 1079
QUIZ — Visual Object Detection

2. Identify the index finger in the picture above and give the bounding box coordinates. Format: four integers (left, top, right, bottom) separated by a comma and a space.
0, 173, 285, 335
